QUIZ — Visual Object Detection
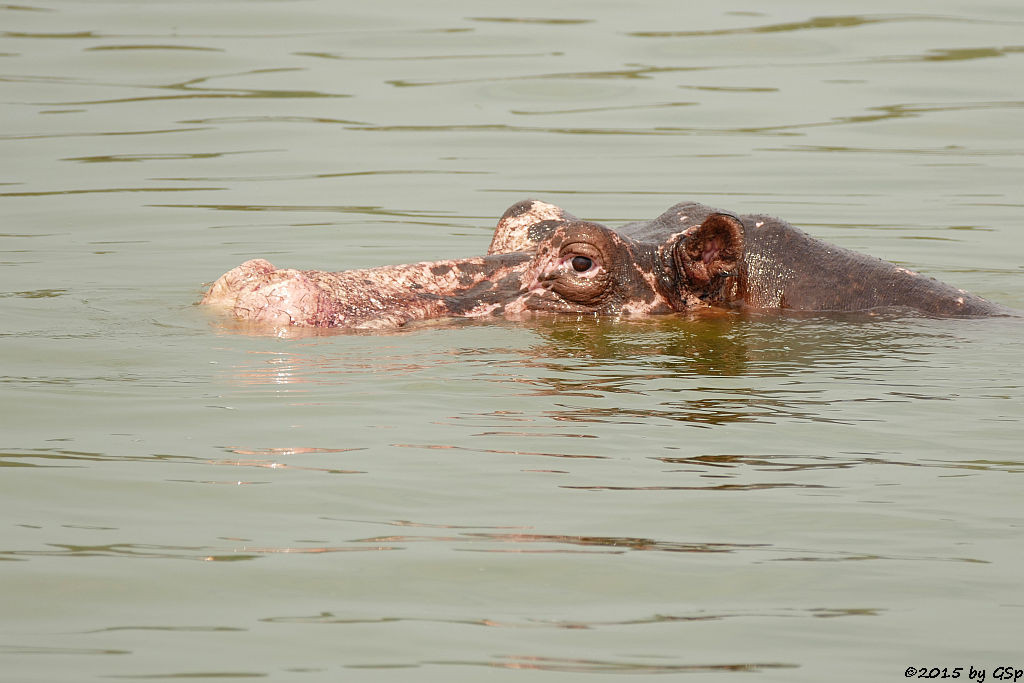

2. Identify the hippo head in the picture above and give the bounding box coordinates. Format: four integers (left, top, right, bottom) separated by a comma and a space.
201, 200, 744, 330
489, 201, 744, 317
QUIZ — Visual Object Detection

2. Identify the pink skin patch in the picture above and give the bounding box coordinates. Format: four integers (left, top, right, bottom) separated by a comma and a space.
202, 256, 532, 329
488, 200, 574, 255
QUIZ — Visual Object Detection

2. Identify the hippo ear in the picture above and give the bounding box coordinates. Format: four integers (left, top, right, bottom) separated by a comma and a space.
676, 213, 744, 288
488, 200, 578, 255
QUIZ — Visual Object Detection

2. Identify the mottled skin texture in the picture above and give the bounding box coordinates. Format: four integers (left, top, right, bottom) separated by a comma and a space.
201, 252, 532, 329
201, 200, 1009, 329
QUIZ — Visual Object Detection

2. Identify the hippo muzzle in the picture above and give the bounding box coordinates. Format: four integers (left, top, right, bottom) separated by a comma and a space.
201, 251, 536, 330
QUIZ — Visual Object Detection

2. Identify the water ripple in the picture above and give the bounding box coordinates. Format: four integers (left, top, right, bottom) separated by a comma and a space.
422, 655, 796, 674
626, 13, 1012, 38
0, 644, 129, 656
40, 68, 349, 106
0, 541, 399, 562
265, 605, 875, 629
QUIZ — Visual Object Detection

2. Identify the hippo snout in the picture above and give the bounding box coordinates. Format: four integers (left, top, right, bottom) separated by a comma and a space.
202, 253, 534, 329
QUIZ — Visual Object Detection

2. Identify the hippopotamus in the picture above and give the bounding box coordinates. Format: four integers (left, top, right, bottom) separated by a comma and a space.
201, 200, 1009, 329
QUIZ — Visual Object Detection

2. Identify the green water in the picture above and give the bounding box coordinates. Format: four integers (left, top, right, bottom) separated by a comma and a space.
2, 2, 1022, 681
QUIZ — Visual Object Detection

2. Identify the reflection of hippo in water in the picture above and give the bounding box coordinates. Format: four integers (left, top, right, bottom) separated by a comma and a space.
201, 200, 1010, 329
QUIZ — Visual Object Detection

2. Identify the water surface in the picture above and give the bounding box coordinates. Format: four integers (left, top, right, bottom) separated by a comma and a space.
2, 1, 1022, 680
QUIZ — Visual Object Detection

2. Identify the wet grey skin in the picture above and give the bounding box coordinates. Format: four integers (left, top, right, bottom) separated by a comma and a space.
201, 200, 1011, 329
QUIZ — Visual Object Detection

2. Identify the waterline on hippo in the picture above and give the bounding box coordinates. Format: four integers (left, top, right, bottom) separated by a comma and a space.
200, 200, 1011, 331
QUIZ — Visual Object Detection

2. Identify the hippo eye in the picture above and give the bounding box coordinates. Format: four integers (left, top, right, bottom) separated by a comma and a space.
570, 256, 593, 272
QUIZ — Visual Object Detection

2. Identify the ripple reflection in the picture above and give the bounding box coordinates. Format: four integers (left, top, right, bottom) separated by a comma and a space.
426, 655, 796, 674
352, 531, 767, 555
265, 605, 874, 629
0, 541, 398, 562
